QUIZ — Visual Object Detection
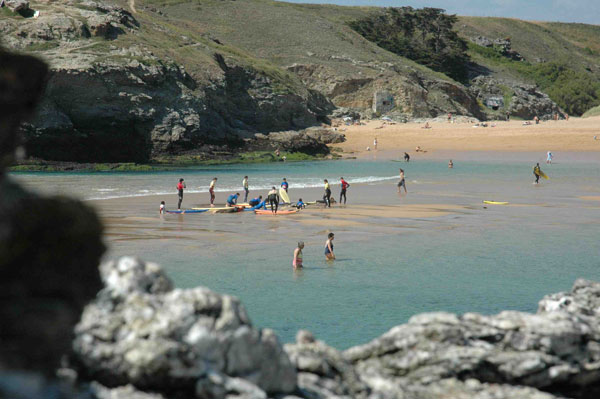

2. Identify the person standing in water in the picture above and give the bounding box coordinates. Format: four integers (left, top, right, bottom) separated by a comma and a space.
177, 178, 186, 210
242, 176, 249, 202
267, 186, 279, 214
546, 151, 553, 164
159, 201, 165, 214
404, 152, 410, 162
293, 241, 304, 269
209, 177, 217, 206
397, 169, 407, 193
448, 160, 453, 169
339, 177, 349, 204
325, 233, 335, 260
323, 179, 332, 207
533, 163, 542, 184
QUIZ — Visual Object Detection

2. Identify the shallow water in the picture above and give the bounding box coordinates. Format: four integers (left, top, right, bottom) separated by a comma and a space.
11, 157, 600, 348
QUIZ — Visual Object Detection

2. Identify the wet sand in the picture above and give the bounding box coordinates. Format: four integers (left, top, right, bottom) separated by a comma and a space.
336, 117, 600, 158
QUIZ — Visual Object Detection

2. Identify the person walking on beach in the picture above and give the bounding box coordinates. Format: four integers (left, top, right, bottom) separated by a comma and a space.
546, 151, 553, 164
160, 201, 165, 215
340, 177, 349, 204
281, 178, 289, 192
209, 177, 217, 206
267, 187, 279, 214
397, 169, 407, 193
404, 152, 410, 162
374, 137, 378, 150
293, 241, 304, 269
242, 176, 249, 202
323, 179, 332, 207
533, 163, 542, 184
177, 178, 186, 209
325, 233, 335, 260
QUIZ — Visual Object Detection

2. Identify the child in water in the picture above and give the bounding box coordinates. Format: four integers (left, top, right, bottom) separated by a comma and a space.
325, 233, 335, 260
293, 242, 304, 269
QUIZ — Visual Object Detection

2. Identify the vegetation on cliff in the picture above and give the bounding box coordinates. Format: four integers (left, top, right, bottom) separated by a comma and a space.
469, 44, 600, 115
349, 7, 470, 82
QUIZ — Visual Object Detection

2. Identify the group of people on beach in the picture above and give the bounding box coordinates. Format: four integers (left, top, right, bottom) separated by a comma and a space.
169, 175, 352, 212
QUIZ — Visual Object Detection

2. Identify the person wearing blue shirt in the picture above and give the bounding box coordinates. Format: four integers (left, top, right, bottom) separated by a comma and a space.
296, 198, 306, 209
248, 195, 262, 207
281, 178, 289, 192
226, 193, 240, 206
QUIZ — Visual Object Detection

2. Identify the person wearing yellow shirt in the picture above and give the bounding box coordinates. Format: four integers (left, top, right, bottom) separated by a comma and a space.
323, 179, 332, 207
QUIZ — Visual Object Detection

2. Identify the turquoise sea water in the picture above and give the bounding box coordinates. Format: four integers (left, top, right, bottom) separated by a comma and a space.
12, 157, 600, 348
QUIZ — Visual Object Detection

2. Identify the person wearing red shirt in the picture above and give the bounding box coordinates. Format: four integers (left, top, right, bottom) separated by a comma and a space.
177, 178, 186, 209
340, 177, 350, 204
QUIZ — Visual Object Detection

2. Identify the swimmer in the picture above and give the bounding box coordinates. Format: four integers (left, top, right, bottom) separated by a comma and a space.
293, 242, 304, 269
324, 233, 335, 260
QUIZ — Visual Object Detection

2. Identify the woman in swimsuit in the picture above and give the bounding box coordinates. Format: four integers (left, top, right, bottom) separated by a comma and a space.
293, 242, 304, 269
324, 232, 335, 260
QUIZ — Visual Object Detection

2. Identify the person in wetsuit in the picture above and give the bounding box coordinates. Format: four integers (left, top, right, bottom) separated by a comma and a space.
323, 179, 332, 207
533, 163, 542, 184
404, 152, 410, 162
226, 193, 240, 207
209, 177, 217, 206
267, 187, 279, 214
177, 178, 186, 210
339, 177, 349, 204
249, 195, 262, 207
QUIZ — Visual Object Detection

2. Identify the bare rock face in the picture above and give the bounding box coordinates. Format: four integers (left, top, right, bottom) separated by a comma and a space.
470, 75, 563, 120
4, 0, 29, 13
72, 257, 297, 398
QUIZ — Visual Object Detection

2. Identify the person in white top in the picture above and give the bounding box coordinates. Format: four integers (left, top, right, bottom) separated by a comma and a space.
373, 137, 378, 150
546, 151, 553, 164
242, 176, 249, 202
159, 201, 165, 214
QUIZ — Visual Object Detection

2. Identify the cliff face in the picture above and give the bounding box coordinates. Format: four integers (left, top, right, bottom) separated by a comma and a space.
2, 0, 334, 162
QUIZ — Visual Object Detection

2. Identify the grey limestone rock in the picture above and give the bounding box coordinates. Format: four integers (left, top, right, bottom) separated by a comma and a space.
73, 257, 296, 398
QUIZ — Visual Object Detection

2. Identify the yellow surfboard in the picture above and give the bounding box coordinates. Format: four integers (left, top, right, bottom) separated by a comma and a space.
483, 201, 509, 205
539, 170, 549, 180
279, 187, 290, 203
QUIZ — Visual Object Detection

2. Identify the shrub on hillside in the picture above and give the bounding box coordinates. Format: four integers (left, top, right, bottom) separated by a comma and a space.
349, 7, 470, 82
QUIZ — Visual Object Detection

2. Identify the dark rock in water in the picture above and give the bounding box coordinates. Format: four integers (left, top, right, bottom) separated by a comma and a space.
72, 257, 296, 398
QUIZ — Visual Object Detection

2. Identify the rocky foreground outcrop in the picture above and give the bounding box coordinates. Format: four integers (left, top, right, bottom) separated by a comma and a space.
48, 257, 600, 399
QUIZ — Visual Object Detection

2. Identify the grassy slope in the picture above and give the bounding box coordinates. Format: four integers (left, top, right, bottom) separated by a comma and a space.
132, 0, 455, 82
458, 17, 600, 81
582, 105, 600, 118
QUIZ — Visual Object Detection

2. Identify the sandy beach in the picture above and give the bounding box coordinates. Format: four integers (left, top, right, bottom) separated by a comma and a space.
334, 117, 600, 157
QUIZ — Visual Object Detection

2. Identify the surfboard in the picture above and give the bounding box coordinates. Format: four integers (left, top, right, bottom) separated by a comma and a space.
539, 171, 549, 180
255, 209, 298, 215
166, 209, 208, 214
483, 201, 509, 205
279, 188, 290, 203
192, 206, 244, 213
